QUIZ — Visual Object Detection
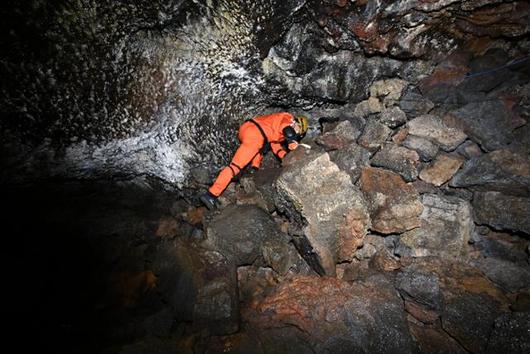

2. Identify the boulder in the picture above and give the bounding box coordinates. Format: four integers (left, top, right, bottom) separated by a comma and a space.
473, 191, 530, 235
360, 167, 423, 234
402, 135, 439, 162
487, 313, 530, 353
450, 100, 517, 151
370, 143, 420, 182
450, 149, 530, 194
419, 154, 464, 186
274, 152, 370, 276
328, 143, 371, 183
406, 114, 467, 151
358, 119, 392, 150
396, 194, 473, 259
246, 275, 419, 353
204, 204, 282, 266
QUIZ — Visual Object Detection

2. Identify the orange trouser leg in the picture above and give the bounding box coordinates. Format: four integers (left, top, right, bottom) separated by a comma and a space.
251, 152, 262, 169
209, 141, 261, 197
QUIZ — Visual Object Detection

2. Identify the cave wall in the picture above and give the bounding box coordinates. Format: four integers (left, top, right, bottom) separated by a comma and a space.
1, 0, 528, 188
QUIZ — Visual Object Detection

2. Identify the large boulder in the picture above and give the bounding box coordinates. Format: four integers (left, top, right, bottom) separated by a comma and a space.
450, 149, 530, 195
152, 239, 239, 336
246, 275, 419, 353
274, 152, 371, 276
359, 167, 423, 234
473, 191, 530, 235
396, 194, 473, 259
406, 114, 467, 151
204, 204, 283, 267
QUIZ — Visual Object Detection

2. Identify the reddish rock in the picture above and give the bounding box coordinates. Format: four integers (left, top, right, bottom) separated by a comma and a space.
360, 167, 423, 234
419, 154, 464, 186
404, 301, 439, 324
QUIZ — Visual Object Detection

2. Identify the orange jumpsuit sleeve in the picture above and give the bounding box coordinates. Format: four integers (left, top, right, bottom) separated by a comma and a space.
271, 142, 288, 159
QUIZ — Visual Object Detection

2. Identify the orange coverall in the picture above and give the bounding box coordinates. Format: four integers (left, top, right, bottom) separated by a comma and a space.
208, 112, 297, 197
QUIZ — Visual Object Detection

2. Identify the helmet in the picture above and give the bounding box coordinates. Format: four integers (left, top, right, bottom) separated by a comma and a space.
295, 115, 309, 135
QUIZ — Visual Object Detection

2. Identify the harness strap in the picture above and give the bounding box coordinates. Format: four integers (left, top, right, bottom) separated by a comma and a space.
228, 162, 242, 177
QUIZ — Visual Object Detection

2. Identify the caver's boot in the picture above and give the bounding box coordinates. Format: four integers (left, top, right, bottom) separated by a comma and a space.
199, 191, 218, 210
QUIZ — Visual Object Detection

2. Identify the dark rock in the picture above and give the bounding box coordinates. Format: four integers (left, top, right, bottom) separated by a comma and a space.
450, 100, 516, 151
402, 135, 439, 162
450, 149, 530, 194
474, 257, 530, 293
358, 119, 392, 151
371, 143, 420, 182
152, 239, 239, 336
487, 312, 530, 353
399, 88, 435, 118
441, 292, 503, 353
473, 191, 530, 235
379, 106, 408, 128
396, 270, 443, 311
204, 204, 282, 266
328, 143, 371, 183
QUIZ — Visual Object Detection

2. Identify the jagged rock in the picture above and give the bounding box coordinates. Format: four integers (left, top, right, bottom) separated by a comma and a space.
246, 275, 419, 353
369, 78, 408, 107
204, 204, 282, 266
402, 135, 439, 162
369, 248, 401, 272
379, 106, 408, 128
441, 292, 504, 353
359, 167, 423, 234
262, 233, 310, 276
399, 88, 435, 118
406, 114, 467, 151
450, 99, 518, 151
396, 194, 473, 259
473, 231, 530, 266
396, 270, 443, 311
473, 191, 530, 235
353, 97, 383, 117
450, 149, 530, 194
315, 120, 360, 151
357, 119, 392, 151
474, 257, 530, 293
153, 239, 239, 336
328, 143, 371, 183
455, 140, 483, 159
408, 323, 467, 354
274, 152, 370, 276
419, 154, 464, 186
392, 127, 409, 144
487, 312, 530, 353
370, 143, 420, 182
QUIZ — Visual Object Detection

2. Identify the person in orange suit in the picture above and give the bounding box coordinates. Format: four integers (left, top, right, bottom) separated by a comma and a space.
200, 112, 309, 210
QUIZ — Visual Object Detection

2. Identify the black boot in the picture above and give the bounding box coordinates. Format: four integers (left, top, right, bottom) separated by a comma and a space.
199, 192, 218, 210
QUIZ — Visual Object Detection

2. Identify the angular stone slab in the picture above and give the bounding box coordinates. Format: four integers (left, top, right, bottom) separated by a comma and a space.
450, 99, 516, 151
473, 191, 530, 235
396, 194, 473, 259
274, 152, 370, 276
450, 149, 530, 194
360, 167, 423, 234
406, 114, 467, 151
370, 143, 420, 182
419, 154, 464, 186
